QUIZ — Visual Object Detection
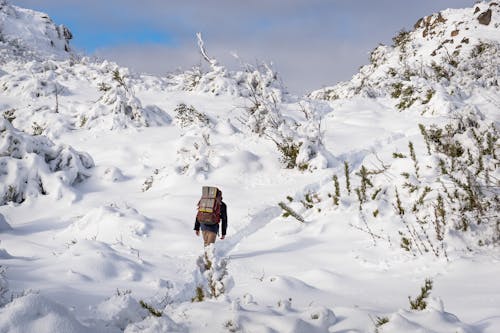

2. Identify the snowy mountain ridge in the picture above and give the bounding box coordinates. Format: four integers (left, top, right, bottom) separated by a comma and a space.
0, 1, 499, 332
310, 1, 499, 113
0, 0, 72, 61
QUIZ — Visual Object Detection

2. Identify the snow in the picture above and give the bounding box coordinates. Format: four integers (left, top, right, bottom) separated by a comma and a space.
0, 1, 499, 332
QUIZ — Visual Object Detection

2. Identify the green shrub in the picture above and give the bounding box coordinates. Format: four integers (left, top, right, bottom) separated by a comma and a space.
344, 161, 351, 195
192, 286, 205, 302
276, 139, 301, 169
139, 300, 162, 317
408, 279, 433, 310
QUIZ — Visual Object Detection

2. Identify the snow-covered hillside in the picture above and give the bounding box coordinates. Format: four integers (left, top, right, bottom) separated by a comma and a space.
310, 2, 500, 109
0, 1, 499, 332
0, 0, 72, 60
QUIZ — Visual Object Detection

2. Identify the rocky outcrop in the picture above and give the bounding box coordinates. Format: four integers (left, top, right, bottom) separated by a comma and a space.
477, 9, 492, 25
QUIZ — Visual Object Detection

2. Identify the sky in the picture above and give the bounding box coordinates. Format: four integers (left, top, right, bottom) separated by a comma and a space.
11, 0, 473, 95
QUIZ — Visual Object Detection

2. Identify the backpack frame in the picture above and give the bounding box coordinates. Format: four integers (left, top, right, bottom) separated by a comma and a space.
196, 186, 222, 225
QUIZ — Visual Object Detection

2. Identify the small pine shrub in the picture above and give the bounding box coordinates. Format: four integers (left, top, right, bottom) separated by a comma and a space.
278, 202, 305, 223
392, 152, 407, 159
394, 188, 405, 216
400, 233, 412, 252
142, 176, 153, 192
374, 316, 389, 332
412, 186, 431, 212
371, 188, 382, 201
302, 192, 320, 209
431, 62, 451, 81
408, 279, 433, 310
391, 83, 418, 110
79, 115, 88, 128
32, 122, 44, 135
418, 124, 432, 155
471, 41, 493, 58
344, 161, 351, 195
139, 300, 162, 317
112, 69, 127, 90
276, 139, 301, 169
391, 82, 403, 99
408, 141, 420, 179
192, 286, 205, 302
333, 174, 340, 205
356, 165, 373, 203
204, 252, 212, 271
421, 89, 435, 105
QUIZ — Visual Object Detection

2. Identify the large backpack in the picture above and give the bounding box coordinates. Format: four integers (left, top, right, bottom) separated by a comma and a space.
196, 186, 222, 225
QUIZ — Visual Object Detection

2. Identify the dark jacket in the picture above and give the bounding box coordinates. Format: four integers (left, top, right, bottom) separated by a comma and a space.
194, 201, 227, 236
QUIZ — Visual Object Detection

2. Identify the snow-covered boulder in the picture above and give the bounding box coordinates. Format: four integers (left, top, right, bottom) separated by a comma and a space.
0, 118, 94, 205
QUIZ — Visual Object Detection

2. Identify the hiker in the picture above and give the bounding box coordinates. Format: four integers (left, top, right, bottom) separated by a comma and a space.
194, 188, 227, 246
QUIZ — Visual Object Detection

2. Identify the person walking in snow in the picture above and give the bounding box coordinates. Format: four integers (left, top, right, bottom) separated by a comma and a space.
194, 188, 227, 246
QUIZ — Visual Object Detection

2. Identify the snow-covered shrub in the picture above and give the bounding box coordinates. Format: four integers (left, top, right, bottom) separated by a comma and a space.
167, 33, 286, 101
253, 100, 330, 170
174, 103, 209, 128
174, 130, 213, 177
0, 118, 94, 205
84, 68, 171, 130
95, 293, 148, 331
352, 112, 497, 256
0, 70, 68, 99
193, 247, 231, 301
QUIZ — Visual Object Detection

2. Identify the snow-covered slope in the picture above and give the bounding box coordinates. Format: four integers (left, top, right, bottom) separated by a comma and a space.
0, 1, 499, 333
0, 0, 72, 60
310, 1, 500, 113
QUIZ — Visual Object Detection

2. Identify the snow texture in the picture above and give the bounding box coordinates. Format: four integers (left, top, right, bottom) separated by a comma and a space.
0, 1, 499, 332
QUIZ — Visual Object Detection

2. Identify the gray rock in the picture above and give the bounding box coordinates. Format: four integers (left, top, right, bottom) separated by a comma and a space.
477, 9, 492, 25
